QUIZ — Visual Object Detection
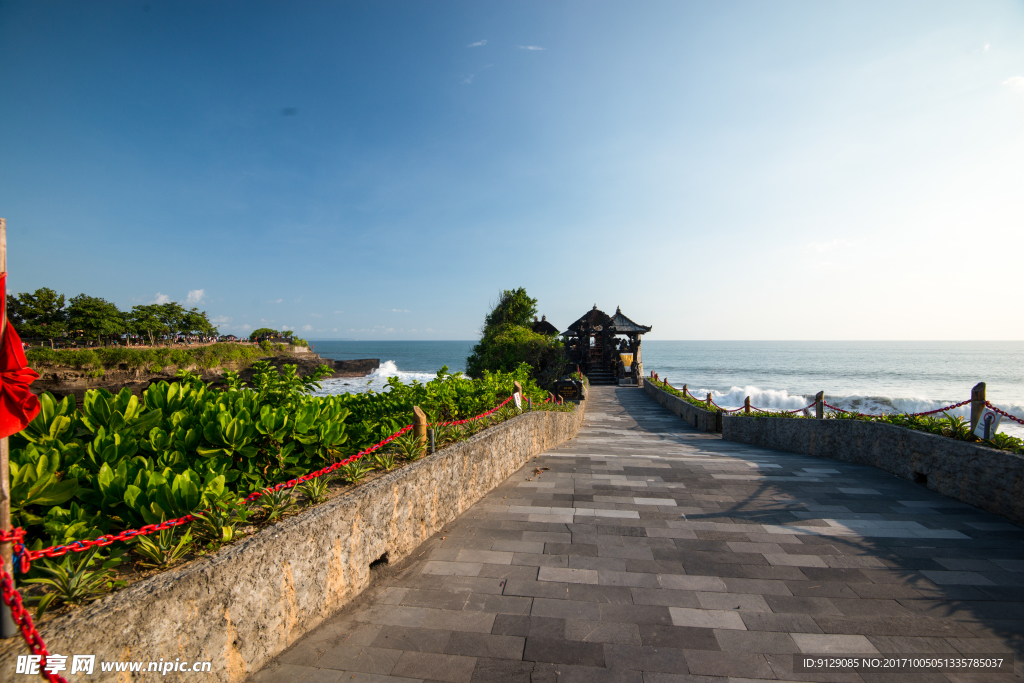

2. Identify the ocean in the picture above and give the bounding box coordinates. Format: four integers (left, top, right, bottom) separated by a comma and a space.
308, 340, 1024, 436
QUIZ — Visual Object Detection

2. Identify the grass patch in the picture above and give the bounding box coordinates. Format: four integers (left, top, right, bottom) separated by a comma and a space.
27, 343, 274, 373
649, 378, 721, 413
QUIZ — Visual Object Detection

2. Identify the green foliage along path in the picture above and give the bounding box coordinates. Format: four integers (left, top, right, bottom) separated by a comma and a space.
11, 360, 563, 555
466, 288, 566, 387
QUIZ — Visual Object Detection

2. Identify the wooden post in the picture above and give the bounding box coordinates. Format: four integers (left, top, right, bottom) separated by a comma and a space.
681, 384, 687, 397
706, 393, 712, 408
970, 382, 986, 435
744, 396, 751, 414
815, 391, 824, 419
412, 406, 427, 448
0, 218, 13, 638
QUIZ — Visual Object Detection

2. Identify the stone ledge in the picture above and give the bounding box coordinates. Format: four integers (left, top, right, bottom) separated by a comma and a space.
642, 379, 721, 432
0, 401, 586, 682
723, 414, 1024, 525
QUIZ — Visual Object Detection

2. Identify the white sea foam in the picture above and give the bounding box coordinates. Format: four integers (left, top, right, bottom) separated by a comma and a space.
311, 360, 440, 397
697, 385, 1024, 437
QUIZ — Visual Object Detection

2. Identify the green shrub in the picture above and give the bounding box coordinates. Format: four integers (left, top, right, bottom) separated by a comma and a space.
11, 360, 566, 554
465, 288, 565, 388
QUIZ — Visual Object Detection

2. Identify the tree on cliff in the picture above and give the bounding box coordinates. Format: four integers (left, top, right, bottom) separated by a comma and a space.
127, 305, 167, 345
6, 287, 68, 341
67, 294, 125, 344
465, 288, 566, 388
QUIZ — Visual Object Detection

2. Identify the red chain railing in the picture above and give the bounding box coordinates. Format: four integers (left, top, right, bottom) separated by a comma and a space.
985, 401, 1024, 426
823, 398, 971, 418
652, 370, 1003, 421
435, 395, 514, 426
0, 392, 526, 675
745, 401, 816, 414
0, 567, 65, 683
5, 395, 517, 570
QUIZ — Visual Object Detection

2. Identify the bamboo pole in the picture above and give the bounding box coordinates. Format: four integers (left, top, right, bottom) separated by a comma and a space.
0, 217, 14, 638
412, 406, 427, 448
970, 382, 986, 435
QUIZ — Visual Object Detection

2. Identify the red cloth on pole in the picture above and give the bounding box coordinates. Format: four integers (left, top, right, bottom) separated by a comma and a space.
0, 273, 40, 438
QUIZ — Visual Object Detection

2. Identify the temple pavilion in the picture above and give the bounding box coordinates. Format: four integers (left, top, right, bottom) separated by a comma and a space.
562, 306, 651, 385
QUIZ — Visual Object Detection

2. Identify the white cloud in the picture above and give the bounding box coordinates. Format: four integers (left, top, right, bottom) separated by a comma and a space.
302, 324, 313, 331
211, 315, 231, 325
468, 39, 487, 48
804, 238, 857, 254
1003, 76, 1024, 92
310, 313, 322, 318
517, 45, 545, 51
267, 298, 283, 304
391, 308, 411, 313
984, 43, 991, 52
333, 310, 343, 314
151, 293, 170, 304
186, 289, 205, 304
462, 64, 493, 85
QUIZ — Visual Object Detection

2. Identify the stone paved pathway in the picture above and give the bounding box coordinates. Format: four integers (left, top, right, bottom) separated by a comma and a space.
254, 386, 1023, 683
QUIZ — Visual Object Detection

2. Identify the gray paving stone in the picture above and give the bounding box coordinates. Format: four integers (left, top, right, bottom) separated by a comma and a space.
371, 626, 453, 653
502, 578, 568, 599
317, 644, 405, 674
468, 657, 535, 683
444, 631, 525, 660
255, 387, 1024, 682
523, 637, 606, 666
530, 597, 602, 621
566, 583, 635, 604
390, 651, 477, 683
564, 618, 643, 645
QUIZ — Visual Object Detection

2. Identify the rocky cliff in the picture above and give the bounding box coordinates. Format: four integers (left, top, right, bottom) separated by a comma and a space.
30, 352, 380, 403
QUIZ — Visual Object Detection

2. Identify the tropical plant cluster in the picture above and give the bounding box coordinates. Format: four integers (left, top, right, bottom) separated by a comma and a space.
465, 288, 567, 388
10, 360, 572, 615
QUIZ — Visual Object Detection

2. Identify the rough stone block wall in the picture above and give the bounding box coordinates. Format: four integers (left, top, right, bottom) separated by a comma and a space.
643, 380, 720, 432
723, 415, 1024, 525
0, 403, 586, 682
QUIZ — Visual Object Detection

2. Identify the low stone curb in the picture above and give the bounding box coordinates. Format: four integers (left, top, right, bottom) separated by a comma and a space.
642, 379, 721, 432
0, 402, 586, 682
723, 414, 1024, 525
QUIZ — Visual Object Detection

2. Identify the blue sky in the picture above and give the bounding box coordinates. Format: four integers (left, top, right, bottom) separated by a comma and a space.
2, 1, 1022, 340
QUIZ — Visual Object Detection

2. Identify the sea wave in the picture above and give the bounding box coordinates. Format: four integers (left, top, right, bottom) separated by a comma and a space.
693, 385, 1024, 437
311, 360, 440, 396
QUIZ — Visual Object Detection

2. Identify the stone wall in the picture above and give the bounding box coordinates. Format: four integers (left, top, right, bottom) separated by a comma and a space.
0, 402, 586, 682
723, 415, 1024, 526
643, 380, 721, 432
